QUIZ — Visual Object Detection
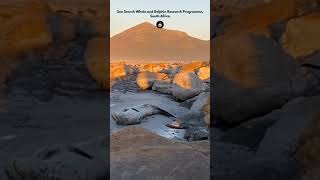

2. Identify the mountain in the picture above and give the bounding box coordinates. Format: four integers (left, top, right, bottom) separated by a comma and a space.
110, 22, 210, 62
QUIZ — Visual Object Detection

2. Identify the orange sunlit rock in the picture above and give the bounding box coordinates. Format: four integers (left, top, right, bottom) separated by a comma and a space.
181, 61, 205, 73
85, 37, 108, 89
0, 0, 52, 57
197, 66, 210, 80
223, 0, 296, 34
136, 72, 169, 90
212, 32, 260, 88
281, 12, 320, 59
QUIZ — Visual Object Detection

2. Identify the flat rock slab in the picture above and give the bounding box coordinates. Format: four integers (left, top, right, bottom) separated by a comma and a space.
110, 126, 210, 180
110, 92, 189, 139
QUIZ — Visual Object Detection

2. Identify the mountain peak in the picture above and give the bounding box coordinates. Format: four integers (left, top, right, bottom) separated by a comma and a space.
133, 22, 156, 29
111, 22, 210, 62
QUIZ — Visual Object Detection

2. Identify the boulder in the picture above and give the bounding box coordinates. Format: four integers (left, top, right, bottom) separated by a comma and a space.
202, 96, 210, 126
218, 109, 281, 149
220, 0, 296, 35
110, 127, 210, 180
184, 126, 209, 141
197, 66, 210, 80
299, 51, 320, 95
281, 12, 320, 59
172, 71, 203, 101
211, 142, 255, 177
180, 96, 198, 109
84, 37, 108, 89
47, 12, 76, 42
0, 0, 52, 86
136, 72, 169, 90
257, 96, 320, 162
142, 63, 169, 73
151, 80, 172, 94
0, 0, 52, 56
174, 111, 208, 141
191, 92, 210, 112
181, 61, 205, 73
255, 97, 320, 180
110, 62, 127, 80
212, 31, 306, 124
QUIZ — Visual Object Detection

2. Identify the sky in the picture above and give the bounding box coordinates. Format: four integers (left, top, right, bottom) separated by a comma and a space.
110, 0, 210, 40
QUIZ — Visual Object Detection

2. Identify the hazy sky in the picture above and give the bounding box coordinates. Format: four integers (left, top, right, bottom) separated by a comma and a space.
110, 0, 210, 40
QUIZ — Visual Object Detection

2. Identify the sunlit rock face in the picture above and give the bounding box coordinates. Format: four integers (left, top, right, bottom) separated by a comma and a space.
85, 37, 108, 89
0, 0, 52, 86
281, 12, 320, 59
181, 61, 205, 73
136, 72, 169, 90
0, 0, 52, 57
212, 31, 306, 124
221, 0, 296, 35
172, 71, 203, 101
142, 63, 169, 73
110, 62, 127, 81
197, 66, 210, 80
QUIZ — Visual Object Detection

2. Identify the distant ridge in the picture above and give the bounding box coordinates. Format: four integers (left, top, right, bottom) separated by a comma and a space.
110, 22, 210, 62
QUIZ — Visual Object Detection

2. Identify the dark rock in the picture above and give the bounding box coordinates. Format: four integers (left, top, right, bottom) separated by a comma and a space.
219, 109, 281, 150
184, 126, 209, 141
5, 136, 108, 180
212, 32, 305, 125
257, 96, 320, 161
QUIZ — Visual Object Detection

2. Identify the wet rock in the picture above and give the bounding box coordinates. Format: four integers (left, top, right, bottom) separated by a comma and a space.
184, 126, 209, 141
136, 72, 169, 90
281, 12, 320, 59
172, 71, 203, 101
